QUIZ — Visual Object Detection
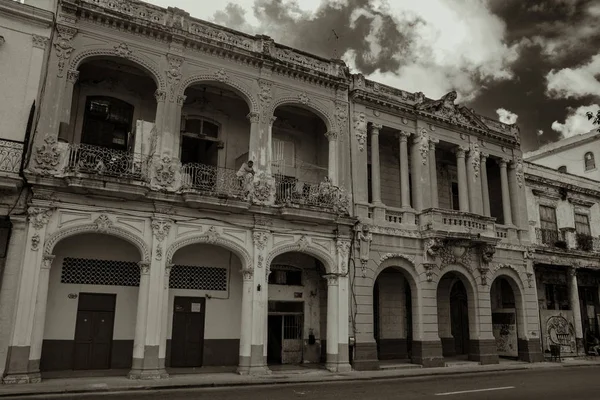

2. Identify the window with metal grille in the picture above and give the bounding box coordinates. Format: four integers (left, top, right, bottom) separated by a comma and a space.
60, 257, 140, 286
169, 265, 227, 291
283, 314, 303, 339
584, 152, 596, 171
575, 212, 591, 235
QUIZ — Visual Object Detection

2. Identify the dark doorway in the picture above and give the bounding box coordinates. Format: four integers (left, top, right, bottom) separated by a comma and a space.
82, 96, 134, 151
267, 315, 283, 364
73, 293, 116, 370
170, 297, 206, 368
450, 281, 470, 355
405, 280, 413, 357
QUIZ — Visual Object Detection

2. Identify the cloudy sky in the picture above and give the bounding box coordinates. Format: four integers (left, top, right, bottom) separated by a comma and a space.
146, 0, 600, 151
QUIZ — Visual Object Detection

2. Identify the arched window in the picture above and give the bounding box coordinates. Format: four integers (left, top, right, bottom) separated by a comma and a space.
82, 96, 134, 151
557, 165, 567, 173
180, 117, 220, 165
584, 152, 596, 171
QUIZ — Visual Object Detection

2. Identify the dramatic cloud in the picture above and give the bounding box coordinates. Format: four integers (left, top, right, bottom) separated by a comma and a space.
551, 104, 600, 138
546, 54, 600, 99
496, 108, 518, 124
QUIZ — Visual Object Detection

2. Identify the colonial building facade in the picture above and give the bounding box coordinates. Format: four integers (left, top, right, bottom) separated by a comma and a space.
525, 162, 600, 358
347, 77, 541, 369
0, 0, 557, 385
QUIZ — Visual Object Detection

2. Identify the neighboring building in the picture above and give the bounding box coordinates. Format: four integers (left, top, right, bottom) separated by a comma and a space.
348, 79, 541, 369
524, 129, 600, 181
525, 162, 600, 358
0, 0, 55, 380
2, 0, 353, 384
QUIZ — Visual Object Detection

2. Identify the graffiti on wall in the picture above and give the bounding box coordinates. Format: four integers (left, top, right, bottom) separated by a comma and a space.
492, 310, 518, 357
540, 310, 576, 355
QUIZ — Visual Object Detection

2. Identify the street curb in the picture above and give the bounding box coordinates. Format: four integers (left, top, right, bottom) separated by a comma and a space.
1, 363, 599, 398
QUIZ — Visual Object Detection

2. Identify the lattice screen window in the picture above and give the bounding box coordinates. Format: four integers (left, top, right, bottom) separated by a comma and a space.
61, 257, 140, 287
169, 265, 227, 291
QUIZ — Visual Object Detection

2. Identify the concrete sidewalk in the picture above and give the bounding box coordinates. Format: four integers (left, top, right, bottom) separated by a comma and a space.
1, 360, 599, 398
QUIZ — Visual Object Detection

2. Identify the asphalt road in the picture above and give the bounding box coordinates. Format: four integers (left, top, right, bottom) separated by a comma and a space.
7, 366, 600, 400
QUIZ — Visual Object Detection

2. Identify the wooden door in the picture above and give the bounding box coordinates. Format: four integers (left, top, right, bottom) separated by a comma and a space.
450, 281, 470, 355
73, 293, 116, 370
171, 297, 206, 368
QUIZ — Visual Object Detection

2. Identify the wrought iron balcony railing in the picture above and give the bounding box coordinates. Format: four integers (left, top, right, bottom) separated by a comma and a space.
65, 143, 147, 180
181, 163, 246, 199
0, 139, 23, 174
274, 175, 349, 213
535, 228, 565, 247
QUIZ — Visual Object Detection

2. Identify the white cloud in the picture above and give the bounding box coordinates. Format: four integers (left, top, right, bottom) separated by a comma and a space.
546, 54, 600, 99
551, 104, 600, 138
496, 108, 518, 124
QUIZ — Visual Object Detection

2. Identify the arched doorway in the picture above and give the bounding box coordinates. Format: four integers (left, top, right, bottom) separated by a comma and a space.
373, 267, 413, 361
179, 82, 251, 198
450, 280, 469, 355
490, 275, 522, 359
437, 271, 476, 359
167, 243, 243, 369
41, 233, 143, 375
267, 252, 327, 366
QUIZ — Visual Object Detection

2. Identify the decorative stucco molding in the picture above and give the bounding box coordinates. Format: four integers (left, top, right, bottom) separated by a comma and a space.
269, 95, 334, 131
178, 73, 258, 114
353, 112, 367, 151
44, 218, 151, 262
165, 227, 253, 270
266, 235, 336, 275
54, 25, 77, 78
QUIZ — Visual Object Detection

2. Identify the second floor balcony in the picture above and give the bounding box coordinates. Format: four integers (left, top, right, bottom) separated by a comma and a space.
535, 227, 600, 254
419, 208, 497, 241
0, 139, 24, 190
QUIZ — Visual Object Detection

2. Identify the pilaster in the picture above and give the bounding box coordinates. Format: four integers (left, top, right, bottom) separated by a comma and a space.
480, 153, 491, 217
498, 158, 513, 226
370, 124, 382, 205
398, 131, 411, 209
466, 141, 483, 215
429, 138, 439, 208
568, 268, 584, 354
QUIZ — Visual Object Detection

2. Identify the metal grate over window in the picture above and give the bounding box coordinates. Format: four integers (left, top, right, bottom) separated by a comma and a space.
61, 257, 140, 287
169, 265, 227, 291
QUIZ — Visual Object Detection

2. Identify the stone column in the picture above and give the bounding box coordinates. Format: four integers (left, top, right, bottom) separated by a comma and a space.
325, 274, 339, 372
159, 264, 172, 375
57, 69, 79, 141
569, 268, 584, 354
3, 208, 52, 384
326, 131, 339, 185
0, 216, 27, 379
399, 131, 411, 208
238, 268, 254, 373
370, 124, 382, 205
455, 146, 469, 212
480, 153, 491, 217
508, 159, 528, 238
466, 143, 483, 215
247, 112, 260, 167
498, 158, 513, 226
336, 275, 351, 372
130, 262, 151, 379
28, 255, 55, 368
410, 132, 429, 211
429, 139, 439, 208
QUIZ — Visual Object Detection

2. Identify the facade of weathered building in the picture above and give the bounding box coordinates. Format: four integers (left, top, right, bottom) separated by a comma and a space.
2, 0, 353, 383
0, 0, 554, 385
0, 0, 55, 379
525, 162, 600, 358
347, 78, 542, 369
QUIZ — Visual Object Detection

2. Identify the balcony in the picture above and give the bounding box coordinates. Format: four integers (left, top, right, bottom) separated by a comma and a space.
419, 208, 497, 241
65, 143, 148, 180
274, 176, 349, 216
535, 228, 566, 248
0, 139, 24, 189
181, 163, 246, 199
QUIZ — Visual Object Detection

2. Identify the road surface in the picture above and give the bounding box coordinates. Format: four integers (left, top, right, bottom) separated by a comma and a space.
5, 366, 600, 399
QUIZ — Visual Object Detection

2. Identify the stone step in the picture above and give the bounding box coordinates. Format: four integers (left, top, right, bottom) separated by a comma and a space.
444, 360, 481, 368
380, 363, 422, 370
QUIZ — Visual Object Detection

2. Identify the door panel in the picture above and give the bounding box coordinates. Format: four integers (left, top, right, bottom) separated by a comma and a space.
450, 281, 470, 355
171, 297, 206, 368
73, 294, 115, 370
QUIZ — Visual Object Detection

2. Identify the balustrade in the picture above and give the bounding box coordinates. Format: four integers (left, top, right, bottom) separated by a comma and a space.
65, 143, 147, 180
535, 228, 565, 247
419, 208, 496, 237
181, 163, 246, 198
274, 175, 348, 213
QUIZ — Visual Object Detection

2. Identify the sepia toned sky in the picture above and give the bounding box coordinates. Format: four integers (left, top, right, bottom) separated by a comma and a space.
146, 0, 600, 151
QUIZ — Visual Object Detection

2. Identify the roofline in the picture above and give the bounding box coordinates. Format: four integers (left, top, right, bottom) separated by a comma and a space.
524, 130, 600, 161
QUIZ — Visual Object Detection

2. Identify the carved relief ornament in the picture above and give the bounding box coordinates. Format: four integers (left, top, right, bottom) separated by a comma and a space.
152, 219, 172, 242
28, 207, 53, 230
470, 142, 481, 178
258, 79, 272, 119
54, 25, 77, 78
353, 112, 367, 151
166, 54, 184, 102
417, 128, 429, 165
252, 231, 269, 251
34, 135, 62, 172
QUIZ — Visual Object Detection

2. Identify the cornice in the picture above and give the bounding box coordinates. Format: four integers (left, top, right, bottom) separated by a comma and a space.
73, 0, 348, 88
526, 173, 600, 198
0, 1, 55, 27
350, 90, 518, 146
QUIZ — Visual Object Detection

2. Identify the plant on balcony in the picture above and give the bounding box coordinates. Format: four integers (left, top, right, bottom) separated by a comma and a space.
554, 240, 568, 249
576, 233, 594, 252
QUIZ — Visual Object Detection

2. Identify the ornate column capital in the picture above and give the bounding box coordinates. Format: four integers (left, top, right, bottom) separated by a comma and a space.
42, 254, 55, 269
324, 274, 339, 286
497, 157, 510, 168
429, 137, 439, 150
153, 89, 166, 103
325, 131, 339, 142
370, 123, 382, 136
247, 112, 260, 124
32, 34, 48, 49
398, 130, 411, 141
151, 218, 172, 242
138, 261, 151, 275
269, 116, 277, 126
176, 94, 187, 106
252, 230, 270, 251
480, 152, 489, 162
242, 268, 254, 281
454, 145, 468, 158
66, 69, 79, 83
